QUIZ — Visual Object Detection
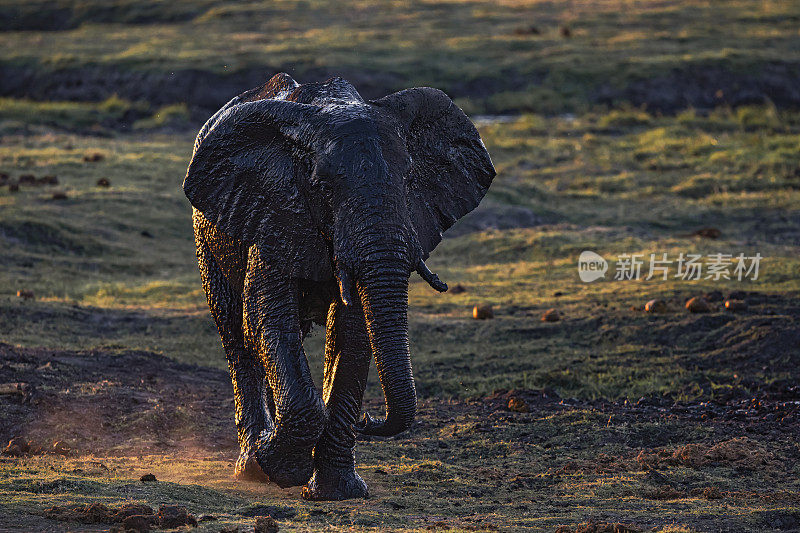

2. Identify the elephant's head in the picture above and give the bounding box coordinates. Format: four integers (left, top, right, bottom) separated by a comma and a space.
184, 74, 495, 437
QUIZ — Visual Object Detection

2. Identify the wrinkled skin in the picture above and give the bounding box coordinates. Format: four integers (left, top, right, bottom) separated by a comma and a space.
184, 73, 495, 500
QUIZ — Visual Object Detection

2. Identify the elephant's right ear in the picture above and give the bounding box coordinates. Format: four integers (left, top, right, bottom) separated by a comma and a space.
184, 99, 333, 280
371, 88, 496, 256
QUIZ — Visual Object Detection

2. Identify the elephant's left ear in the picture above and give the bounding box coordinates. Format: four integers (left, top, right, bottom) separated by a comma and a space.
371, 88, 496, 256
184, 99, 334, 280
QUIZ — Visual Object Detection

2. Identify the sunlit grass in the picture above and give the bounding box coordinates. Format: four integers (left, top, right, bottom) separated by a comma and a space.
1, 0, 799, 113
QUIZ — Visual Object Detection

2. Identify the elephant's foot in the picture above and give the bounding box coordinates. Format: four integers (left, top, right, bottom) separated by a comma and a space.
254, 429, 319, 488
234, 449, 268, 482
302, 466, 369, 501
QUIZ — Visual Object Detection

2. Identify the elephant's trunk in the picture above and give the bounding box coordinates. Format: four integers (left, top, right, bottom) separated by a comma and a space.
354, 261, 416, 437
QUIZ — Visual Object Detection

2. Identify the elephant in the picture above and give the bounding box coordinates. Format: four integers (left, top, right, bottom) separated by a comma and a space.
183, 72, 495, 500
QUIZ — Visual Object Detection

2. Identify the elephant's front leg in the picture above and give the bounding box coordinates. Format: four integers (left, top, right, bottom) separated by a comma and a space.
303, 300, 371, 500
195, 233, 271, 482
243, 252, 326, 488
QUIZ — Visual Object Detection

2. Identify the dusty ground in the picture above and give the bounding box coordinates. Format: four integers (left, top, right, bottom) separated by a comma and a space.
2, 336, 799, 532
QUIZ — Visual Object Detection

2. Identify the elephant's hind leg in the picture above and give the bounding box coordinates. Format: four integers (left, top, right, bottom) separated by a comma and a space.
196, 235, 272, 482
303, 300, 371, 500
243, 247, 326, 488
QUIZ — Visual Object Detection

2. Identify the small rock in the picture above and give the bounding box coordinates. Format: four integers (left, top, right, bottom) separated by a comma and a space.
111, 503, 154, 521
198, 514, 217, 522
97, 177, 111, 187
16, 289, 34, 300
692, 227, 721, 239
157, 506, 197, 528
122, 514, 156, 532
51, 191, 68, 200
45, 502, 111, 523
140, 230, 154, 238
559, 25, 571, 37
254, 515, 279, 533
449, 284, 466, 294
19, 174, 36, 184
541, 308, 560, 322
685, 297, 710, 313
725, 300, 747, 312
8, 182, 19, 192
140, 473, 157, 482
644, 299, 667, 313
0, 172, 8, 184
473, 304, 494, 320
52, 441, 71, 456
553, 291, 563, 297
83, 152, 104, 162
507, 397, 529, 413
3, 444, 23, 457
5, 437, 29, 455
38, 175, 59, 185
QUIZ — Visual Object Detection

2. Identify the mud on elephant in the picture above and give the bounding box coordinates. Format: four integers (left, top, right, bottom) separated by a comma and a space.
184, 73, 495, 500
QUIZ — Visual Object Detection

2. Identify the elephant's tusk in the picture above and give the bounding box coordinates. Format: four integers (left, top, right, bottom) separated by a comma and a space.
416, 259, 448, 293
337, 267, 355, 306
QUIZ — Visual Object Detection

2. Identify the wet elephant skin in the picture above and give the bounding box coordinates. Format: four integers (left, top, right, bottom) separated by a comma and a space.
184, 73, 495, 500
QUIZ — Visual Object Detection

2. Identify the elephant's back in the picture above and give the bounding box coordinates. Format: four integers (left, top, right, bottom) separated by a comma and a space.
193, 208, 248, 293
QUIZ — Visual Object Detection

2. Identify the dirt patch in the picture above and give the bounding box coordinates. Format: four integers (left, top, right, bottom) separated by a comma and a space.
595, 61, 800, 111
0, 343, 235, 454
555, 520, 642, 533
754, 510, 800, 531
1, 348, 798, 531
637, 437, 777, 470
705, 315, 800, 370
0, 64, 408, 119
44, 502, 197, 530
616, 292, 800, 378
5, 60, 799, 126
44, 502, 154, 524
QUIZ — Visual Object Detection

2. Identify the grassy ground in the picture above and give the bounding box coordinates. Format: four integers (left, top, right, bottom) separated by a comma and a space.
1, 0, 799, 113
1, 0, 799, 530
